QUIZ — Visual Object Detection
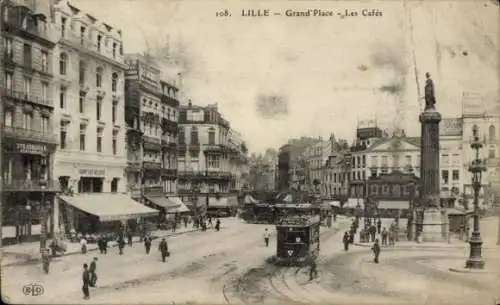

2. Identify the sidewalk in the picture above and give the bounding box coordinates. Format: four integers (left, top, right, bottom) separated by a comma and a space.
1, 226, 197, 267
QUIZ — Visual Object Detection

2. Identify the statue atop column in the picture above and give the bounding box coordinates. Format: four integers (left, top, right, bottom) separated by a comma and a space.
424, 72, 436, 110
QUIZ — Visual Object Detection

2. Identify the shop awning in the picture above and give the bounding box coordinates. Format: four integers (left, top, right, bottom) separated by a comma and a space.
377, 201, 409, 210
344, 198, 364, 209
243, 195, 259, 204
59, 194, 159, 222
144, 196, 179, 210
446, 207, 466, 215
167, 197, 190, 213
209, 197, 229, 208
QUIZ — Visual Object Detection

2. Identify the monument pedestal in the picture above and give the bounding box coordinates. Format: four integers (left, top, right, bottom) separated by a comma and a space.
421, 208, 448, 242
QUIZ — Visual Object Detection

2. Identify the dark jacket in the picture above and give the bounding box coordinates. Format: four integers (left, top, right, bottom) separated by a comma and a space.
343, 233, 350, 244
82, 269, 90, 286
159, 240, 168, 253
372, 243, 381, 254
89, 261, 96, 272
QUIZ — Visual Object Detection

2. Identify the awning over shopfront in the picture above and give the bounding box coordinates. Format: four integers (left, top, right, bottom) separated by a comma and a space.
59, 194, 159, 222
167, 197, 190, 213
209, 197, 229, 208
377, 201, 409, 210
446, 207, 466, 215
144, 196, 179, 210
243, 195, 259, 204
344, 198, 364, 209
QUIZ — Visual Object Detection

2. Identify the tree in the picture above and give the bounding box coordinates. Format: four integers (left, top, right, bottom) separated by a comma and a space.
240, 142, 248, 155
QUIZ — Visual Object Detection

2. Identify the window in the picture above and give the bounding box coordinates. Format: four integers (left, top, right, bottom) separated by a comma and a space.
23, 44, 32, 68
5, 37, 13, 58
96, 130, 102, 153
59, 53, 67, 75
112, 42, 117, 58
4, 110, 13, 126
489, 125, 496, 141
79, 60, 86, 85
178, 128, 185, 144
60, 17, 66, 37
5, 71, 13, 90
489, 147, 495, 159
96, 67, 103, 88
23, 77, 31, 95
190, 127, 198, 145
79, 92, 85, 113
23, 112, 32, 129
451, 154, 460, 167
97, 35, 102, 52
80, 26, 86, 43
441, 170, 449, 185
41, 82, 48, 102
111, 73, 118, 92
207, 155, 220, 168
112, 138, 117, 155
452, 170, 459, 181
59, 86, 66, 108
381, 155, 388, 166
60, 122, 67, 149
119, 44, 123, 55
41, 116, 49, 134
96, 98, 102, 120
41, 51, 48, 72
80, 125, 86, 151
208, 128, 216, 145
441, 154, 449, 167
112, 104, 116, 124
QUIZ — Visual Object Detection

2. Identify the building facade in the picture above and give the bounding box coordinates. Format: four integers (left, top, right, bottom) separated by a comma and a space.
1, 0, 58, 244
52, 1, 127, 197
177, 102, 241, 201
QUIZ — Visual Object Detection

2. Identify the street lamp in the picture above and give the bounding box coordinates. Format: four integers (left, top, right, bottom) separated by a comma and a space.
39, 158, 48, 251
407, 180, 416, 241
465, 125, 487, 269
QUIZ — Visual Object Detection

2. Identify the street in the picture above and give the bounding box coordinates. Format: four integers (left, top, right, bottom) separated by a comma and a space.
2, 217, 499, 305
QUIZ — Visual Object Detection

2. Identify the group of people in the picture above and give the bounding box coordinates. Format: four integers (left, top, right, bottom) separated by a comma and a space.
193, 215, 221, 232
81, 257, 98, 299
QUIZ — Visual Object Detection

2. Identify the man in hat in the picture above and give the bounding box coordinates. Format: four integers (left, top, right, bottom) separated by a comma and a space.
89, 257, 98, 287
82, 263, 90, 299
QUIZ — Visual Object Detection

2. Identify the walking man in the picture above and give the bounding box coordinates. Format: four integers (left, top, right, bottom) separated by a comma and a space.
371, 238, 381, 263
89, 257, 98, 287
144, 235, 152, 254
377, 218, 382, 234
82, 263, 90, 299
381, 228, 388, 245
343, 231, 350, 251
309, 260, 318, 280
118, 235, 126, 255
127, 231, 133, 246
159, 238, 169, 262
80, 235, 87, 254
215, 218, 221, 232
263, 228, 270, 247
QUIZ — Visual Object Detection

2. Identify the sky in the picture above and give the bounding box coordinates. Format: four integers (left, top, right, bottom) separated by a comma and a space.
71, 0, 499, 154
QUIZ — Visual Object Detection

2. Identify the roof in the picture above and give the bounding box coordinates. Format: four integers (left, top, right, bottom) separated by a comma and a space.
59, 194, 158, 221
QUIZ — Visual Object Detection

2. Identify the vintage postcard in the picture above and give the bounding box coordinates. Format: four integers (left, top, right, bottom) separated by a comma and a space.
0, 0, 499, 304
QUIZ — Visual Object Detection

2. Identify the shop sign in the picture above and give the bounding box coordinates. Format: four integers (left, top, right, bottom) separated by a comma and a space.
139, 65, 160, 87
15, 143, 48, 155
78, 168, 106, 177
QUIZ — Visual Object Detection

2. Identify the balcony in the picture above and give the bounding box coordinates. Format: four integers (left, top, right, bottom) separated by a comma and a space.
126, 161, 141, 172
2, 125, 58, 145
143, 161, 162, 170
188, 144, 201, 152
143, 185, 164, 196
2, 179, 61, 192
162, 118, 178, 132
161, 139, 177, 151
161, 168, 177, 177
60, 33, 125, 67
178, 144, 187, 152
203, 144, 225, 154
1, 88, 54, 108
4, 21, 55, 46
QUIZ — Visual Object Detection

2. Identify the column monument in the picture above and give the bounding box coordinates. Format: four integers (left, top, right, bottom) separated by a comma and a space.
418, 72, 448, 242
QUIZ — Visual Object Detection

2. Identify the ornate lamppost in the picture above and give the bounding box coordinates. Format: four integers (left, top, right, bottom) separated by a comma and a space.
465, 125, 487, 269
39, 158, 48, 252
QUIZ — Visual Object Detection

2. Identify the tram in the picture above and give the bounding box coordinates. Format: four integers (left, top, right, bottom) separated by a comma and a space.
275, 214, 320, 266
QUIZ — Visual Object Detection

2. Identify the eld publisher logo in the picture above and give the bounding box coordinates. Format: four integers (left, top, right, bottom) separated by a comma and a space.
22, 283, 44, 297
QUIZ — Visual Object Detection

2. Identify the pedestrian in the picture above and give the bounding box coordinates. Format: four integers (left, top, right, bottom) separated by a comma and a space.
377, 218, 382, 234
343, 231, 350, 251
389, 229, 395, 247
349, 229, 355, 244
127, 231, 133, 246
309, 260, 318, 280
103, 235, 108, 254
370, 224, 377, 242
158, 238, 169, 262
118, 235, 126, 255
371, 238, 381, 263
144, 235, 152, 254
82, 263, 90, 299
215, 218, 221, 232
80, 235, 87, 254
172, 219, 177, 233
41, 248, 51, 274
89, 257, 98, 287
381, 228, 388, 245
263, 228, 270, 247
184, 216, 188, 228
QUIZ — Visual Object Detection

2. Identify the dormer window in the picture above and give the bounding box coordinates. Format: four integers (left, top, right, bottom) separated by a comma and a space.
22, 16, 28, 29
112, 42, 117, 59
97, 35, 102, 52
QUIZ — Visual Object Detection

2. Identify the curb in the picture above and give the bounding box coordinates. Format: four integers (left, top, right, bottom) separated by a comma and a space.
1, 228, 198, 268
449, 267, 497, 275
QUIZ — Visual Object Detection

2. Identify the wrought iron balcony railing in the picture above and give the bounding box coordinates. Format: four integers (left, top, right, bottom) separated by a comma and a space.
1, 88, 54, 107
143, 161, 162, 170
2, 179, 61, 192
2, 125, 58, 145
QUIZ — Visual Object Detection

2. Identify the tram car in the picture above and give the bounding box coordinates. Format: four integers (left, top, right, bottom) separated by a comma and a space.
275, 215, 320, 266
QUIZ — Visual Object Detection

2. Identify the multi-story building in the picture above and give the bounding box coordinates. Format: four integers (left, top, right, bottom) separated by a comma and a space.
1, 0, 58, 244
177, 102, 239, 205
227, 128, 247, 191
51, 2, 127, 195
322, 140, 349, 198
124, 54, 179, 203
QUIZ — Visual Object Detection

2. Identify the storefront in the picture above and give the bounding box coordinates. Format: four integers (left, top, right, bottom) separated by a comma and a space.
1, 139, 58, 245
55, 163, 126, 194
